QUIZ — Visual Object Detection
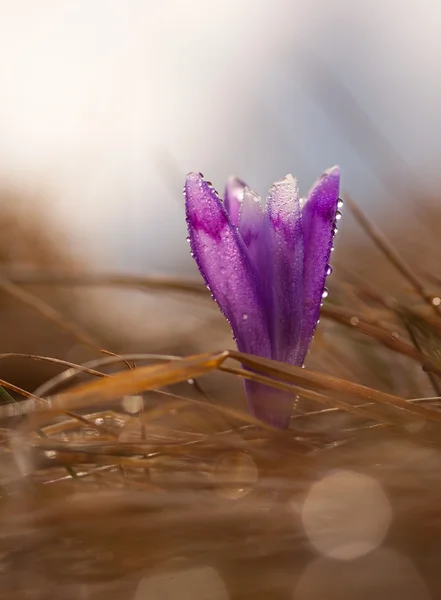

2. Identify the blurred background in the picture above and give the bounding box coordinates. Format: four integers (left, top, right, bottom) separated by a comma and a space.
1, 0, 441, 272
1, 0, 441, 387
2, 3, 441, 599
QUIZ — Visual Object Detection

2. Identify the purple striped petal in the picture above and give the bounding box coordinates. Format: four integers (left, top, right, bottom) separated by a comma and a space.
298, 165, 340, 362
238, 188, 264, 271
185, 173, 271, 358
224, 177, 246, 227
264, 175, 304, 364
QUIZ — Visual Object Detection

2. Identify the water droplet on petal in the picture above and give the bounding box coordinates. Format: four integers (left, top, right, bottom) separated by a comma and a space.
350, 316, 359, 326
242, 313, 248, 321
186, 236, 190, 243
326, 265, 333, 276
431, 296, 441, 306
335, 210, 342, 220
322, 288, 329, 299
337, 198, 344, 208
330, 246, 335, 252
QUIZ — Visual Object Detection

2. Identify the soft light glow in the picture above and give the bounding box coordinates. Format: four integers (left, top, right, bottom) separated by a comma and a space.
294, 548, 430, 600
300, 469, 391, 560
122, 395, 144, 414
133, 566, 229, 600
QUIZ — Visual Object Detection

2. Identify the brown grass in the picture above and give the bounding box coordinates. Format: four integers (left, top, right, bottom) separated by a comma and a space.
1, 188, 441, 599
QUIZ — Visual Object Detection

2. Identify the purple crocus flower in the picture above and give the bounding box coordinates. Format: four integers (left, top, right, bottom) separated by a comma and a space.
185, 167, 340, 428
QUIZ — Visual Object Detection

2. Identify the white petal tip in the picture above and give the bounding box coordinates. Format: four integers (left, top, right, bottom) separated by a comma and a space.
324, 165, 340, 177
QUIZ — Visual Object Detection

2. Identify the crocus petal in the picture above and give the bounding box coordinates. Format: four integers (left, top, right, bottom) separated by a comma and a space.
239, 187, 296, 427
224, 176, 246, 227
238, 188, 264, 270
245, 380, 293, 429
298, 165, 340, 362
264, 175, 304, 364
185, 173, 271, 358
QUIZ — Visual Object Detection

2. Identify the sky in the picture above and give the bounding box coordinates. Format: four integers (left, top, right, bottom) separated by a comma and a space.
1, 0, 440, 274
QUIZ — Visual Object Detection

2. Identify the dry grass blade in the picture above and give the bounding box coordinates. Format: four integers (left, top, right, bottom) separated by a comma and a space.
33, 353, 186, 397
399, 310, 441, 366
321, 304, 441, 377
219, 365, 388, 425
149, 389, 275, 431
228, 351, 441, 425
0, 353, 107, 379
0, 278, 102, 349
0, 377, 48, 405
419, 267, 441, 291
0, 268, 207, 296
20, 409, 119, 440
343, 193, 440, 316
399, 309, 441, 396
101, 349, 134, 371
2, 351, 228, 416
0, 385, 16, 404
220, 364, 441, 438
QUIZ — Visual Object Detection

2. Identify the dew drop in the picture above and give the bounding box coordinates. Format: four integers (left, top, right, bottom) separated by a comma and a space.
337, 198, 344, 208
350, 316, 359, 326
431, 296, 441, 307
335, 210, 342, 220
186, 236, 190, 243
122, 395, 144, 414
391, 331, 400, 340
322, 288, 329, 299
242, 313, 248, 321
333, 226, 339, 235
326, 265, 333, 276
330, 246, 335, 252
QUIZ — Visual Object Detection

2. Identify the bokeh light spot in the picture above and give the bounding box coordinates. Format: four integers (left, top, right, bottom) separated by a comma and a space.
294, 548, 430, 600
133, 566, 229, 600
300, 469, 391, 560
